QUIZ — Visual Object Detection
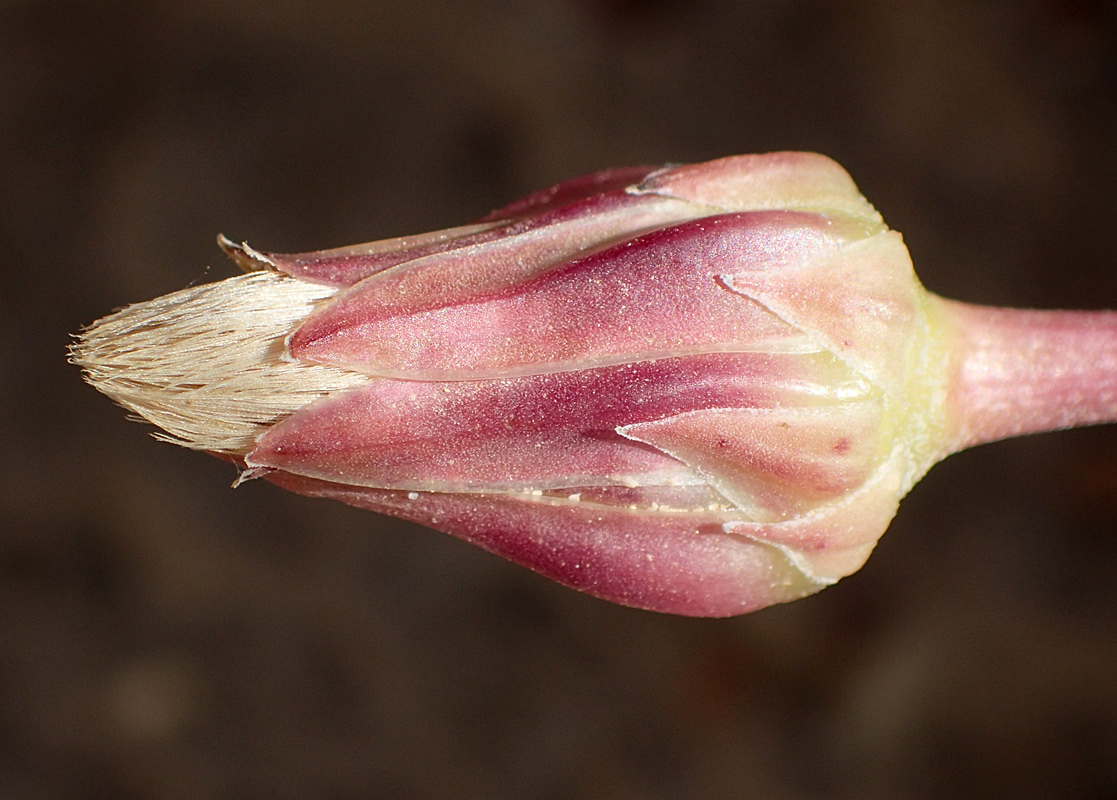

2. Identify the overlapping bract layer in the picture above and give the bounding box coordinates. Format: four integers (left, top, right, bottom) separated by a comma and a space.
226, 153, 939, 615
78, 153, 948, 616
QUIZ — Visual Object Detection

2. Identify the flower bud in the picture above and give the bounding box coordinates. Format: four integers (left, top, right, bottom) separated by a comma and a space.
73, 153, 1117, 616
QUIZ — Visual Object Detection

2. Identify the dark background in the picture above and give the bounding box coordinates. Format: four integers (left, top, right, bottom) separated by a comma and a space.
3, 1, 1117, 797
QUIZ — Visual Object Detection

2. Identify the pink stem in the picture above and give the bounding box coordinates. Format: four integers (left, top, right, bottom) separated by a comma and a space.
937, 298, 1117, 453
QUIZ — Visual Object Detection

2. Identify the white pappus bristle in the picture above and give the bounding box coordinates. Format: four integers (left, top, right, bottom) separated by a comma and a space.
71, 271, 367, 455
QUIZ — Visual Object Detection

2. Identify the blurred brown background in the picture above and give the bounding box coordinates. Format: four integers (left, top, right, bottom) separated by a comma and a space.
2, 0, 1117, 797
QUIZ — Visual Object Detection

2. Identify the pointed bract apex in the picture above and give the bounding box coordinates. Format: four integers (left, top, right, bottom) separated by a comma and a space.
217, 234, 278, 273
478, 165, 661, 222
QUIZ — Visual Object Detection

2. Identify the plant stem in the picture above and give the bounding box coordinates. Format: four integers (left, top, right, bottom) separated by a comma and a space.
935, 297, 1117, 453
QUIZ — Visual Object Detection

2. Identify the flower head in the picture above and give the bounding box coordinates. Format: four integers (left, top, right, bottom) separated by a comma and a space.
73, 153, 1117, 616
